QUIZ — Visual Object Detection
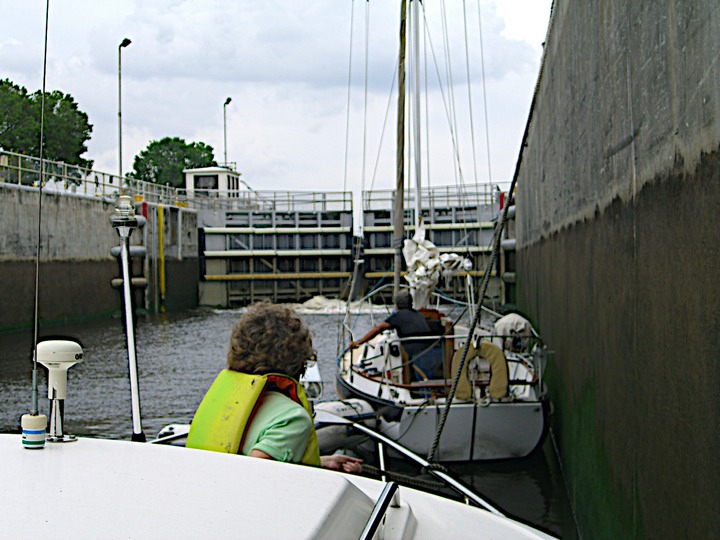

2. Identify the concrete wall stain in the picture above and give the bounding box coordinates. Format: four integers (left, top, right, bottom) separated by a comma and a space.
515, 2, 720, 536
518, 151, 720, 538
0, 185, 199, 332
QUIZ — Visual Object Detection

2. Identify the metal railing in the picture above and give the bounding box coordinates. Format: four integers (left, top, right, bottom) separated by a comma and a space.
152, 412, 504, 514
0, 150, 181, 205
176, 189, 353, 212
3, 150, 493, 215
362, 183, 499, 211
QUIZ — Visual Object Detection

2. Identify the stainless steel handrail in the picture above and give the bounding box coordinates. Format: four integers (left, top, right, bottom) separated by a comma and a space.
355, 424, 502, 513
358, 481, 399, 540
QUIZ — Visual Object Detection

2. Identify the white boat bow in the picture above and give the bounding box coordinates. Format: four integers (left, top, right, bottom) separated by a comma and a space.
1, 433, 556, 539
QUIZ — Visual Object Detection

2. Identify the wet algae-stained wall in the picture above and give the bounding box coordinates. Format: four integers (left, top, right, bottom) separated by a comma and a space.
0, 185, 199, 332
515, 2, 720, 538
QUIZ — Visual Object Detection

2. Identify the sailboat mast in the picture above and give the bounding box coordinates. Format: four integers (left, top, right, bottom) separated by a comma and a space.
411, 0, 422, 230
393, 0, 408, 298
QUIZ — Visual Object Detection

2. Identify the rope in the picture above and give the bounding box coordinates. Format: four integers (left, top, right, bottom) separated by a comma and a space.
426, 0, 559, 462
427, 180, 517, 462
361, 463, 447, 493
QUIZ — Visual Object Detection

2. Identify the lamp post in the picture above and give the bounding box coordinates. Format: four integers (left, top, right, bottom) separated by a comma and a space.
223, 97, 232, 166
118, 38, 132, 182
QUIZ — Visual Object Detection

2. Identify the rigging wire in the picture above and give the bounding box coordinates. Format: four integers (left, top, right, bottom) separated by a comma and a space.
420, 11, 465, 187
342, 0, 356, 195
475, 0, 494, 190
361, 0, 371, 196
462, 0, 484, 230
453, 1, 478, 254
426, 177, 516, 462
420, 4, 475, 245
428, 2, 474, 253
462, 0, 480, 187
426, 0, 559, 461
30, 0, 51, 416
368, 57, 399, 193
439, 1, 462, 189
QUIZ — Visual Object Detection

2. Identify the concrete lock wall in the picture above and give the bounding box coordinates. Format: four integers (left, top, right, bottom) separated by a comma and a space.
515, 2, 720, 539
0, 184, 199, 332
143, 203, 199, 313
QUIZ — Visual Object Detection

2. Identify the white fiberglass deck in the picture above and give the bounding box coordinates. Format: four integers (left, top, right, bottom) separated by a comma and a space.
0, 434, 555, 539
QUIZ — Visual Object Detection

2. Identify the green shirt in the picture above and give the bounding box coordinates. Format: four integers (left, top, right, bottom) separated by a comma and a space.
241, 391, 312, 463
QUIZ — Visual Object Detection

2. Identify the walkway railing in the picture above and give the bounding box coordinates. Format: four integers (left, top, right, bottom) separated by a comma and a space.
362, 183, 499, 211
0, 150, 181, 205
175, 189, 352, 212
0, 151, 352, 212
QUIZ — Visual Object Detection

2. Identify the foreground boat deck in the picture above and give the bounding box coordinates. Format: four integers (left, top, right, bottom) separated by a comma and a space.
1, 434, 555, 539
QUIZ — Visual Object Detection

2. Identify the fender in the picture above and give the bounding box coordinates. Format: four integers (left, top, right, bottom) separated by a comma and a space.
186, 370, 320, 466
450, 341, 508, 400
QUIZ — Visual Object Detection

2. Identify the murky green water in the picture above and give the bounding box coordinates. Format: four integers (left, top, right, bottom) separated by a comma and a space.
0, 307, 577, 538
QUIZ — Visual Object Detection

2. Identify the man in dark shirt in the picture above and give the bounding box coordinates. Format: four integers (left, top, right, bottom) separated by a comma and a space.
349, 290, 435, 378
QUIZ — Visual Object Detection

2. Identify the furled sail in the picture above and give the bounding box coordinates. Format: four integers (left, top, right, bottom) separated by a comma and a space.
402, 223, 470, 309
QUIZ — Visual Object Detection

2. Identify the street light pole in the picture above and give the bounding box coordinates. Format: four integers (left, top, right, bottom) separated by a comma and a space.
118, 38, 132, 183
223, 97, 232, 166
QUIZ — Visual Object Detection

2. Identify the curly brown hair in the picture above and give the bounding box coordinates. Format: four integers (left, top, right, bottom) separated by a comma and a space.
226, 301, 315, 380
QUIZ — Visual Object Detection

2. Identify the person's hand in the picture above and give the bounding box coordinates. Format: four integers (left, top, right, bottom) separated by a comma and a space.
320, 454, 363, 474
349, 340, 359, 349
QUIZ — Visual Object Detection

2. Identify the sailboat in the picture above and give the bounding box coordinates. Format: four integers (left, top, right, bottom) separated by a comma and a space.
330, 0, 548, 461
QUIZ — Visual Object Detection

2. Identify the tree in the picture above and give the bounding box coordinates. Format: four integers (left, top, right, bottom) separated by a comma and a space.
0, 79, 93, 169
131, 137, 217, 187
0, 79, 36, 153
35, 90, 93, 169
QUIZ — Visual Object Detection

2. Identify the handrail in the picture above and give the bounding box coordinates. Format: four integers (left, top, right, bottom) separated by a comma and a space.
177, 188, 353, 212
358, 481, 399, 540
151, 413, 504, 515
349, 366, 538, 390
362, 183, 498, 211
0, 150, 356, 211
347, 417, 503, 514
309, 411, 504, 515
0, 149, 183, 205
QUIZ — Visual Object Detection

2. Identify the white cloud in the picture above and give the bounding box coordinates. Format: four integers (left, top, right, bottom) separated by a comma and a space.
495, 0, 553, 46
2, 0, 552, 194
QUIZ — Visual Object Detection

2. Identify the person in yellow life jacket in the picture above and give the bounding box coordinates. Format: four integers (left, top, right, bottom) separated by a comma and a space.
187, 301, 361, 473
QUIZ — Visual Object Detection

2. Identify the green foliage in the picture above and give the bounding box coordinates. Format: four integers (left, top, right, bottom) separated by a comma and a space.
0, 79, 93, 169
0, 79, 35, 152
36, 90, 93, 169
131, 136, 216, 187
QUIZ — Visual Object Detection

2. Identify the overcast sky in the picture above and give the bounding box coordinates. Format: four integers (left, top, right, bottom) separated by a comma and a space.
2, 0, 552, 194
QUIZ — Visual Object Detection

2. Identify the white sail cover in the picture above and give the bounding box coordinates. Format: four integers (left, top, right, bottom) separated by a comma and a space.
402, 223, 469, 309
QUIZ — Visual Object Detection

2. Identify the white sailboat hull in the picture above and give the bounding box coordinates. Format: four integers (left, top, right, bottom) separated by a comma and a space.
381, 401, 545, 461
334, 326, 548, 461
